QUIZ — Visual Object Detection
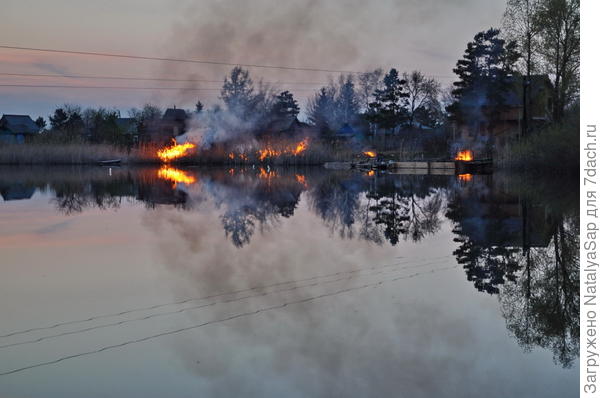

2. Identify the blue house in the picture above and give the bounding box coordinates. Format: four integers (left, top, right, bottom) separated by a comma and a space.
0, 114, 40, 144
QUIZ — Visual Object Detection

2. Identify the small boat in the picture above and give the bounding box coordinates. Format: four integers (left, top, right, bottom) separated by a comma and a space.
97, 159, 122, 166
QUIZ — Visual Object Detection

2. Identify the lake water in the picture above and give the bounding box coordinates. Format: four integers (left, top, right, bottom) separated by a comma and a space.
0, 166, 579, 398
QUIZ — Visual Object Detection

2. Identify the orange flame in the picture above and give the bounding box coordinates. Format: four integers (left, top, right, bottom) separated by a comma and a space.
157, 139, 196, 162
228, 152, 235, 160
290, 138, 309, 155
458, 173, 473, 182
455, 150, 474, 161
257, 147, 280, 161
295, 174, 308, 187
256, 138, 309, 161
366, 170, 375, 177
157, 165, 196, 186
363, 151, 377, 158
258, 167, 277, 180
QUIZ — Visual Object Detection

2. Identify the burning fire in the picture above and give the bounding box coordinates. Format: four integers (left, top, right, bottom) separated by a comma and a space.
366, 170, 375, 177
257, 148, 279, 161
455, 150, 474, 161
291, 138, 309, 155
458, 173, 473, 182
157, 165, 196, 186
256, 138, 309, 161
157, 139, 196, 162
363, 151, 377, 158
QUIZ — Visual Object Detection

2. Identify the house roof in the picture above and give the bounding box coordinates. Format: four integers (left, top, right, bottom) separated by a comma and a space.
0, 114, 39, 135
162, 108, 188, 121
462, 74, 553, 108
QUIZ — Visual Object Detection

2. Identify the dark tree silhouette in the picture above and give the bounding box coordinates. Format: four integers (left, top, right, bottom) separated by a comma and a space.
271, 91, 300, 120
447, 28, 520, 123
366, 68, 409, 132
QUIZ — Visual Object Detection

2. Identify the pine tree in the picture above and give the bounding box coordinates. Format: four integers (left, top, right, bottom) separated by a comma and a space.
448, 28, 520, 123
366, 68, 409, 132
271, 91, 300, 120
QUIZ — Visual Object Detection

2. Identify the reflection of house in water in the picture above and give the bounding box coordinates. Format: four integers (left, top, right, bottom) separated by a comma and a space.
0, 184, 35, 201
452, 180, 555, 249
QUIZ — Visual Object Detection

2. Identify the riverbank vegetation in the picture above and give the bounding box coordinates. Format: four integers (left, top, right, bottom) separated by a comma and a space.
498, 106, 579, 176
0, 0, 578, 168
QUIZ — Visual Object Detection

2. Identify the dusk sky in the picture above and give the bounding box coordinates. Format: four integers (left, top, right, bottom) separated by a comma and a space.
1, 0, 505, 120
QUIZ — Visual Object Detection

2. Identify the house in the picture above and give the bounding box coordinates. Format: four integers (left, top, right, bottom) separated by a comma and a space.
454, 74, 554, 149
161, 107, 188, 137
261, 117, 313, 139
0, 114, 39, 144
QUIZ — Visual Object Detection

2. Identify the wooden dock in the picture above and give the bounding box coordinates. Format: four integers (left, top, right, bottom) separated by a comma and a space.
324, 159, 493, 174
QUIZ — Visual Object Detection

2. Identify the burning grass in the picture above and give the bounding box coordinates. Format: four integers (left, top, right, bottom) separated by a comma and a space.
363, 151, 377, 158
454, 150, 474, 161
156, 139, 197, 162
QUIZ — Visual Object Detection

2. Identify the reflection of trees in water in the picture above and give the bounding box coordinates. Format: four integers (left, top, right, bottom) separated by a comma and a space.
52, 179, 136, 214
309, 174, 445, 245
500, 216, 579, 368
446, 198, 521, 294
213, 172, 303, 247
309, 174, 362, 239
221, 203, 280, 248
2, 167, 446, 247
446, 177, 579, 368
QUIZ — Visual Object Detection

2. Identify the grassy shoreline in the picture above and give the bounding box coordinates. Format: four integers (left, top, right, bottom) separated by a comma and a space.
496, 110, 579, 177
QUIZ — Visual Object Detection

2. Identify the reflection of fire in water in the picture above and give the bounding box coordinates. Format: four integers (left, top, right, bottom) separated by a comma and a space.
258, 167, 277, 180
157, 139, 196, 162
157, 165, 197, 187
455, 150, 474, 161
363, 151, 377, 158
295, 174, 308, 188
458, 173, 473, 182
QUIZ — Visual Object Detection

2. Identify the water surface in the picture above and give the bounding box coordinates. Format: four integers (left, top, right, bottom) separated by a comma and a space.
0, 166, 579, 397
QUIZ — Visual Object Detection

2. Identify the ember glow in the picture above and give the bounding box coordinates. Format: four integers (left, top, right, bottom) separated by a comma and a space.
258, 167, 277, 180
256, 138, 309, 161
363, 151, 377, 158
455, 150, 474, 161
290, 138, 309, 155
157, 139, 197, 162
458, 173, 473, 182
157, 165, 197, 186
257, 147, 279, 161
295, 174, 307, 187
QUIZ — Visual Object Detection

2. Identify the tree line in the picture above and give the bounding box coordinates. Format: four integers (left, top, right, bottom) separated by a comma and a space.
29, 0, 578, 149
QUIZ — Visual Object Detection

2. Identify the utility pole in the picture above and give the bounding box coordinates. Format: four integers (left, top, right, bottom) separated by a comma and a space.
522, 75, 529, 138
